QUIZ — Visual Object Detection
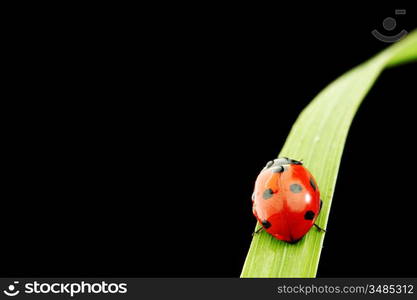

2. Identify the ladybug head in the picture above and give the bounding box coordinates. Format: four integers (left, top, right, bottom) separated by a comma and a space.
263, 157, 303, 170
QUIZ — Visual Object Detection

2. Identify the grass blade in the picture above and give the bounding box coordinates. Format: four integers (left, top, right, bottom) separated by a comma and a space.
241, 30, 417, 278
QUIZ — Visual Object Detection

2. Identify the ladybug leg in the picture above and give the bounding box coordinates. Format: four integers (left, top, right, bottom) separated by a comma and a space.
252, 226, 264, 236
288, 238, 302, 244
314, 223, 326, 232
320, 199, 323, 212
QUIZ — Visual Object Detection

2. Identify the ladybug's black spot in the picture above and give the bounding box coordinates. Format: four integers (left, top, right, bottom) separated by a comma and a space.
263, 188, 274, 199
290, 183, 302, 193
262, 220, 271, 229
271, 166, 284, 173
304, 210, 315, 220
309, 178, 316, 191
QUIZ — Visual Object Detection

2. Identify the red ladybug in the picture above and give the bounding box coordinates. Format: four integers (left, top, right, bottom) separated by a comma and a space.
252, 157, 324, 243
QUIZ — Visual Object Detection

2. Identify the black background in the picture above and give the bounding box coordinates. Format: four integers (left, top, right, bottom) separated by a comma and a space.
2, 5, 417, 277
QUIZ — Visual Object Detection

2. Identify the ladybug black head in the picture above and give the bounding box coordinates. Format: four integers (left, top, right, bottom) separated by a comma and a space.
263, 157, 303, 170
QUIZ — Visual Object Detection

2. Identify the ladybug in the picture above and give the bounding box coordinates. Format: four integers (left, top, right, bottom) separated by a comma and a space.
252, 157, 324, 243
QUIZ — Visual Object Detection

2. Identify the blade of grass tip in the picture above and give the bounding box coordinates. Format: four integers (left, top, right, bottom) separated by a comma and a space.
385, 31, 417, 68
241, 29, 417, 278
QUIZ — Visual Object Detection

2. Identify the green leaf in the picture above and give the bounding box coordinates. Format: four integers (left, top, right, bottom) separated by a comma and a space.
241, 31, 417, 278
